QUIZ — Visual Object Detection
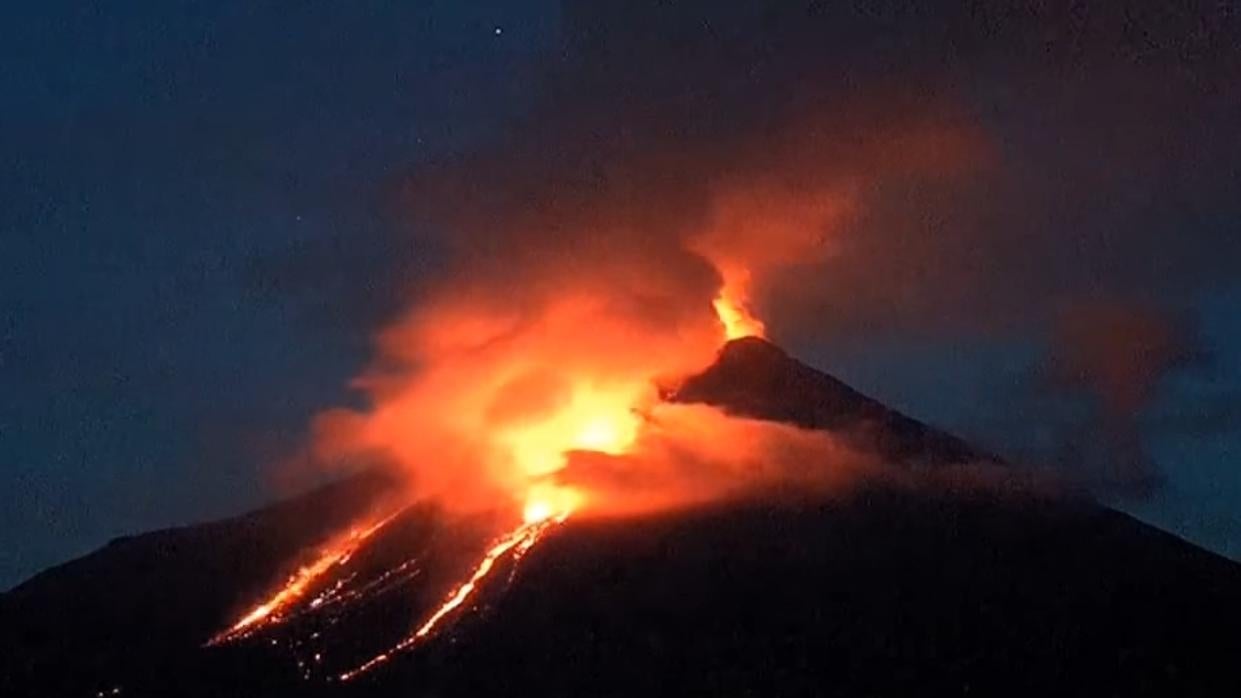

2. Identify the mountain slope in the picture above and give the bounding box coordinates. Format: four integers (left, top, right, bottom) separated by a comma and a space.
365, 494, 1241, 697
3, 339, 1239, 697
0, 470, 396, 696
673, 337, 988, 466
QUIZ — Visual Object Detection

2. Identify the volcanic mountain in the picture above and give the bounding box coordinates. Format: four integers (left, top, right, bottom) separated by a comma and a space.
4, 338, 1239, 697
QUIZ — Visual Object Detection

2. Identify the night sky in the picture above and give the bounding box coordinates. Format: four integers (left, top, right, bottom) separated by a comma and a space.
3, 1, 1239, 589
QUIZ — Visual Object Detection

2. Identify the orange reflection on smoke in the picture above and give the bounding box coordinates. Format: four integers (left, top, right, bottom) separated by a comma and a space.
321, 292, 722, 520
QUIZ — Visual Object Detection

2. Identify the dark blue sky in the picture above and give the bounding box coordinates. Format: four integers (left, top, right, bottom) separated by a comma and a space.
3, 1, 1239, 588
1, 1, 560, 586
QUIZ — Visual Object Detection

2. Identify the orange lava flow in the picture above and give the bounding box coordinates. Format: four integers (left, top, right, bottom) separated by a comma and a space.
209, 510, 402, 645
339, 509, 568, 681
414, 509, 562, 640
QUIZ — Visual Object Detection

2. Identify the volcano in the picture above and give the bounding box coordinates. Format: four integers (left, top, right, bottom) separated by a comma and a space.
4, 338, 1239, 697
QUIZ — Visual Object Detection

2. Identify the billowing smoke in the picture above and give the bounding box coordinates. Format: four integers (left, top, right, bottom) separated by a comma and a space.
309, 101, 980, 516
305, 27, 987, 519
1040, 302, 1205, 495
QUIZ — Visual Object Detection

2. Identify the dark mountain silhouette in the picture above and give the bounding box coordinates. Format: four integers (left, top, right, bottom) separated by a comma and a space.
3, 338, 1239, 697
0, 469, 396, 696
673, 337, 989, 466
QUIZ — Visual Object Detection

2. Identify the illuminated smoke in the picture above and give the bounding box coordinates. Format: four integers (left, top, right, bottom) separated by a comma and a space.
308, 100, 981, 525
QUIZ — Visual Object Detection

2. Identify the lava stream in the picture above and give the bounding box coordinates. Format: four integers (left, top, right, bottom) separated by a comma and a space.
209, 509, 403, 645
339, 509, 567, 682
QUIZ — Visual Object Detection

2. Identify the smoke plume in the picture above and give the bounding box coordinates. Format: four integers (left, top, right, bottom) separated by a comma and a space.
1040, 302, 1205, 494
306, 29, 987, 518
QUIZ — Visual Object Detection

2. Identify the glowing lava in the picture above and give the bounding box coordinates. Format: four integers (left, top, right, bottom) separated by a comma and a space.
413, 506, 564, 640
208, 510, 402, 645
339, 508, 568, 681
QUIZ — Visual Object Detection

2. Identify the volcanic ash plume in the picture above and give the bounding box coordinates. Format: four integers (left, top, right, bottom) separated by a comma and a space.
310, 101, 981, 523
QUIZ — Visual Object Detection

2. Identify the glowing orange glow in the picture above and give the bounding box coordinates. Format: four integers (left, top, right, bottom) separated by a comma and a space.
497, 380, 645, 478
307, 172, 863, 532
712, 268, 765, 340
713, 295, 764, 340
315, 291, 725, 524
209, 510, 401, 645
522, 482, 582, 523
522, 499, 555, 524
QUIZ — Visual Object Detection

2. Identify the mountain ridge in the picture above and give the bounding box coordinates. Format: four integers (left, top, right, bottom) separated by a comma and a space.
3, 338, 1238, 697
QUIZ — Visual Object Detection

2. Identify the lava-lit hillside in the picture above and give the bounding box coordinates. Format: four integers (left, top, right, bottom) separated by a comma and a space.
4, 339, 1240, 698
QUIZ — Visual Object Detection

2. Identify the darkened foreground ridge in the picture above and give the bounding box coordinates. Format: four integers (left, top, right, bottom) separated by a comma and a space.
4, 339, 1239, 697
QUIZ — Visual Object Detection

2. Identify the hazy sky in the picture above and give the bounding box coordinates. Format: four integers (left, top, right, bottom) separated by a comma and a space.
3, 1, 1239, 588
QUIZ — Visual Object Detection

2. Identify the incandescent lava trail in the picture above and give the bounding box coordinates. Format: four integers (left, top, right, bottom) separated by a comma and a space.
208, 509, 404, 646
338, 507, 568, 681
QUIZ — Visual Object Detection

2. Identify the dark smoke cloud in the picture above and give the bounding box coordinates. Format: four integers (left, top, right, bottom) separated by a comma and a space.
956, 302, 1211, 496
389, 3, 995, 344
372, 1, 1241, 345
1046, 303, 1204, 418
253, 2, 1241, 345
754, 3, 1241, 342
1037, 302, 1207, 494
